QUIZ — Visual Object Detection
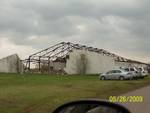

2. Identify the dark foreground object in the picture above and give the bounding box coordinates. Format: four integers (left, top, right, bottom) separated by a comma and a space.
53, 99, 131, 113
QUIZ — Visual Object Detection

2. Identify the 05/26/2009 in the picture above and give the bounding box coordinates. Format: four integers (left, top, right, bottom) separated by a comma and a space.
109, 96, 144, 103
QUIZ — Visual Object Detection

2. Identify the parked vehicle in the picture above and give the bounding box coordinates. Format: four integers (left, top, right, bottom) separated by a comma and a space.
138, 67, 148, 78
99, 69, 133, 80
122, 67, 141, 79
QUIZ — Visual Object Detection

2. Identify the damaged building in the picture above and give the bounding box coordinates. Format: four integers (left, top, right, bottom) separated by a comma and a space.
0, 54, 24, 73
25, 42, 149, 74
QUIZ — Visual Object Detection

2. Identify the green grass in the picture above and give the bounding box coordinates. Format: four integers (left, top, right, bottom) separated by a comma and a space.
0, 73, 150, 113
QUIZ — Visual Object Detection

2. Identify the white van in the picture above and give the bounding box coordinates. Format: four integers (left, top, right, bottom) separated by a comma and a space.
122, 67, 141, 79
138, 67, 148, 78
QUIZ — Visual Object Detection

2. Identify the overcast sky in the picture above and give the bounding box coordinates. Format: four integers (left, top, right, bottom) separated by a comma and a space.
0, 0, 150, 63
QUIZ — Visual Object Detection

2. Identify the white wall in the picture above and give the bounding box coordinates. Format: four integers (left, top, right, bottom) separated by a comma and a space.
0, 54, 24, 73
64, 49, 115, 74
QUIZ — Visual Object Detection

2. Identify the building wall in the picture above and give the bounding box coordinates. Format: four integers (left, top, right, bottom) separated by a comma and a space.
64, 49, 115, 74
0, 54, 24, 73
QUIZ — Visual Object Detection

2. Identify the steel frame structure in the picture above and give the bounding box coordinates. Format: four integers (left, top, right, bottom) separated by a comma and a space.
25, 42, 146, 73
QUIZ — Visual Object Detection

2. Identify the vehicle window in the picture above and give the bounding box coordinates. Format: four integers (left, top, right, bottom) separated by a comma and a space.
106, 70, 115, 74
125, 68, 129, 71
111, 70, 116, 73
130, 68, 134, 71
106, 71, 112, 74
115, 70, 121, 73
110, 70, 121, 74
138, 68, 142, 71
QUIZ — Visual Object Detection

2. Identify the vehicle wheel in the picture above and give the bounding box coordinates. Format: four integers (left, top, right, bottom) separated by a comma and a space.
100, 76, 105, 80
119, 76, 124, 80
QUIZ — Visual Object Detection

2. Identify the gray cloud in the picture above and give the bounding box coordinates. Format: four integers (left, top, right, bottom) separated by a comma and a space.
0, 0, 150, 62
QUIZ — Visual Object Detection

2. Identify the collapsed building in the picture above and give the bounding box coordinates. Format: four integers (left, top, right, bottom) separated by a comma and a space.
25, 42, 149, 74
0, 54, 24, 73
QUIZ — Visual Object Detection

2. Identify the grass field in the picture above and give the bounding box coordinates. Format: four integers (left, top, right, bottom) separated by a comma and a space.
0, 73, 150, 113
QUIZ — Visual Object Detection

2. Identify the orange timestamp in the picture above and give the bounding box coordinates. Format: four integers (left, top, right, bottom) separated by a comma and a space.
109, 96, 144, 103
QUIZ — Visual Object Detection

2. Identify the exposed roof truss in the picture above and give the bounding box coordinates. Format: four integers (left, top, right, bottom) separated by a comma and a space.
24, 42, 147, 71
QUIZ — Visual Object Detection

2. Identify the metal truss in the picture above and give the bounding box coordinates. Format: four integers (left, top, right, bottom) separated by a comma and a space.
24, 42, 147, 72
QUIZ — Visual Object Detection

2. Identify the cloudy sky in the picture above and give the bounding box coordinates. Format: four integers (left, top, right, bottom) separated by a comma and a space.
0, 0, 150, 63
